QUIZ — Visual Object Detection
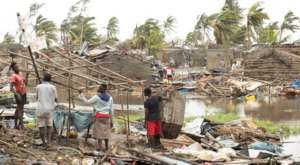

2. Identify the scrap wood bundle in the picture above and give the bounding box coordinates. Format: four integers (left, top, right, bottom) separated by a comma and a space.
196, 76, 247, 97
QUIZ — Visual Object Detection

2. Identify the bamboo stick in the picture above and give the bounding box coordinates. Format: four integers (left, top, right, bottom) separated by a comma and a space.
55, 48, 138, 83
51, 48, 135, 85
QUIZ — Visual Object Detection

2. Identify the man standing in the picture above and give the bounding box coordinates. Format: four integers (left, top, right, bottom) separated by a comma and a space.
10, 62, 28, 129
36, 73, 57, 147
144, 87, 163, 149
79, 84, 113, 153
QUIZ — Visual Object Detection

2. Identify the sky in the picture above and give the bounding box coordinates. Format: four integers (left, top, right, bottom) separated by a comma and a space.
1, 0, 300, 42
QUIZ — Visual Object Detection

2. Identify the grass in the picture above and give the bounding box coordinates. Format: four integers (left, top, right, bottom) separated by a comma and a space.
187, 113, 300, 136
205, 113, 240, 123
114, 113, 144, 132
254, 119, 300, 135
184, 116, 199, 125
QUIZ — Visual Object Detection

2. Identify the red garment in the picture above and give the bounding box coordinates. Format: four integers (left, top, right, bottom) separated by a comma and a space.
146, 120, 161, 136
95, 112, 111, 118
10, 73, 26, 94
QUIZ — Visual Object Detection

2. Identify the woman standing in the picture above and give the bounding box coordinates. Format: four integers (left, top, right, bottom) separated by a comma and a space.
79, 84, 113, 153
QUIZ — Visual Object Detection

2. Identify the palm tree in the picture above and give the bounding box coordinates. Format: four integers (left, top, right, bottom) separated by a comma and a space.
185, 31, 202, 46
2, 33, 15, 45
209, 11, 237, 45
106, 17, 119, 44
258, 22, 280, 44
208, 0, 243, 46
34, 15, 58, 46
246, 2, 269, 48
133, 18, 166, 56
194, 13, 217, 47
163, 16, 176, 35
132, 25, 146, 50
29, 3, 44, 17
279, 11, 300, 42
62, 16, 100, 44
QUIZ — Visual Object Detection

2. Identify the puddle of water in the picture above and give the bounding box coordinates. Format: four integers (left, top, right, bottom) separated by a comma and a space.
184, 96, 300, 124
183, 96, 300, 158
283, 135, 300, 158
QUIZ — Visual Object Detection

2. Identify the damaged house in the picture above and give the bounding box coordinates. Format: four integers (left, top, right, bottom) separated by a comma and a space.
244, 48, 300, 84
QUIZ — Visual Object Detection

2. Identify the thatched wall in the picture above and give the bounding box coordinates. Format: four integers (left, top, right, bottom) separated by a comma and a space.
244, 48, 300, 82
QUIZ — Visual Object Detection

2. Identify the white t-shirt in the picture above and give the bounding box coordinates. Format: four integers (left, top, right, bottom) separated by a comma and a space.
166, 68, 172, 75
79, 93, 113, 115
36, 82, 57, 116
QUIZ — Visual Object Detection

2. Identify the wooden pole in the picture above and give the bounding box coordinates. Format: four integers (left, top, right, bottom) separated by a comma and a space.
17, 13, 41, 83
67, 40, 72, 142
126, 90, 130, 142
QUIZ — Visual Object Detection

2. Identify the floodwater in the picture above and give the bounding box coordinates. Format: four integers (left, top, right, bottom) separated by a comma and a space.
184, 94, 300, 158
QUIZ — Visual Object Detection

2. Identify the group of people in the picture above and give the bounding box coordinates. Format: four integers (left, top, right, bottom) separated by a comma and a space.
10, 62, 58, 147
152, 64, 176, 83
9, 62, 164, 151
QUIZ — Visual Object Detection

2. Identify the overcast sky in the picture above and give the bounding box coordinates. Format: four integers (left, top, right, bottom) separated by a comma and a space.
1, 0, 300, 41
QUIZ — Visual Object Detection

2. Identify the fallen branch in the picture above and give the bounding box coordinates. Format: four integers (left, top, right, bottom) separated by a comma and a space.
0, 139, 38, 159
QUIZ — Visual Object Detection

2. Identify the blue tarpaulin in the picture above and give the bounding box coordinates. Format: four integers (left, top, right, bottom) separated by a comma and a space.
249, 142, 283, 154
292, 80, 300, 89
53, 111, 93, 132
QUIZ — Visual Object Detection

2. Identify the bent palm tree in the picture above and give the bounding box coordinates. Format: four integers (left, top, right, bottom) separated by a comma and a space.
279, 11, 300, 42
246, 2, 269, 48
106, 17, 119, 44
163, 16, 176, 35
34, 15, 57, 46
258, 22, 280, 44
2, 33, 15, 45
62, 16, 100, 44
195, 13, 212, 43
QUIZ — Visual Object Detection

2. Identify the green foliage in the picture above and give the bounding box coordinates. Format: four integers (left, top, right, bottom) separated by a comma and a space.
2, 33, 15, 45
230, 25, 246, 45
163, 16, 176, 34
106, 17, 119, 45
203, 0, 243, 46
204, 113, 300, 136
114, 113, 144, 132
29, 3, 44, 17
184, 116, 199, 125
205, 113, 239, 123
132, 18, 168, 56
258, 22, 280, 44
246, 2, 269, 47
35, 15, 58, 46
279, 11, 300, 42
61, 16, 101, 44
254, 119, 300, 136
185, 31, 201, 46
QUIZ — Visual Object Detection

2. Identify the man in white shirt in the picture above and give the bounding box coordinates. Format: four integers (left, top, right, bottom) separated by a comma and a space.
36, 73, 57, 147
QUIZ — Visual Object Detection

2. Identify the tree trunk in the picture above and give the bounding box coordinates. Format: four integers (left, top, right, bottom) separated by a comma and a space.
246, 20, 251, 50
279, 27, 283, 43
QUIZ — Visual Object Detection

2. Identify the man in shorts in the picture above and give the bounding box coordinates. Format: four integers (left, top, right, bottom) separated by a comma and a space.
36, 73, 57, 147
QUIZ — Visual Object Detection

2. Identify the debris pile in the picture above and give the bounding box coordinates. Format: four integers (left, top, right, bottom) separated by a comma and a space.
0, 69, 14, 106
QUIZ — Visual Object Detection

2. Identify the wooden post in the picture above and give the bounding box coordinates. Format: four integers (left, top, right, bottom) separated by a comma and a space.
67, 40, 72, 142
268, 84, 271, 104
126, 90, 130, 143
17, 13, 41, 83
